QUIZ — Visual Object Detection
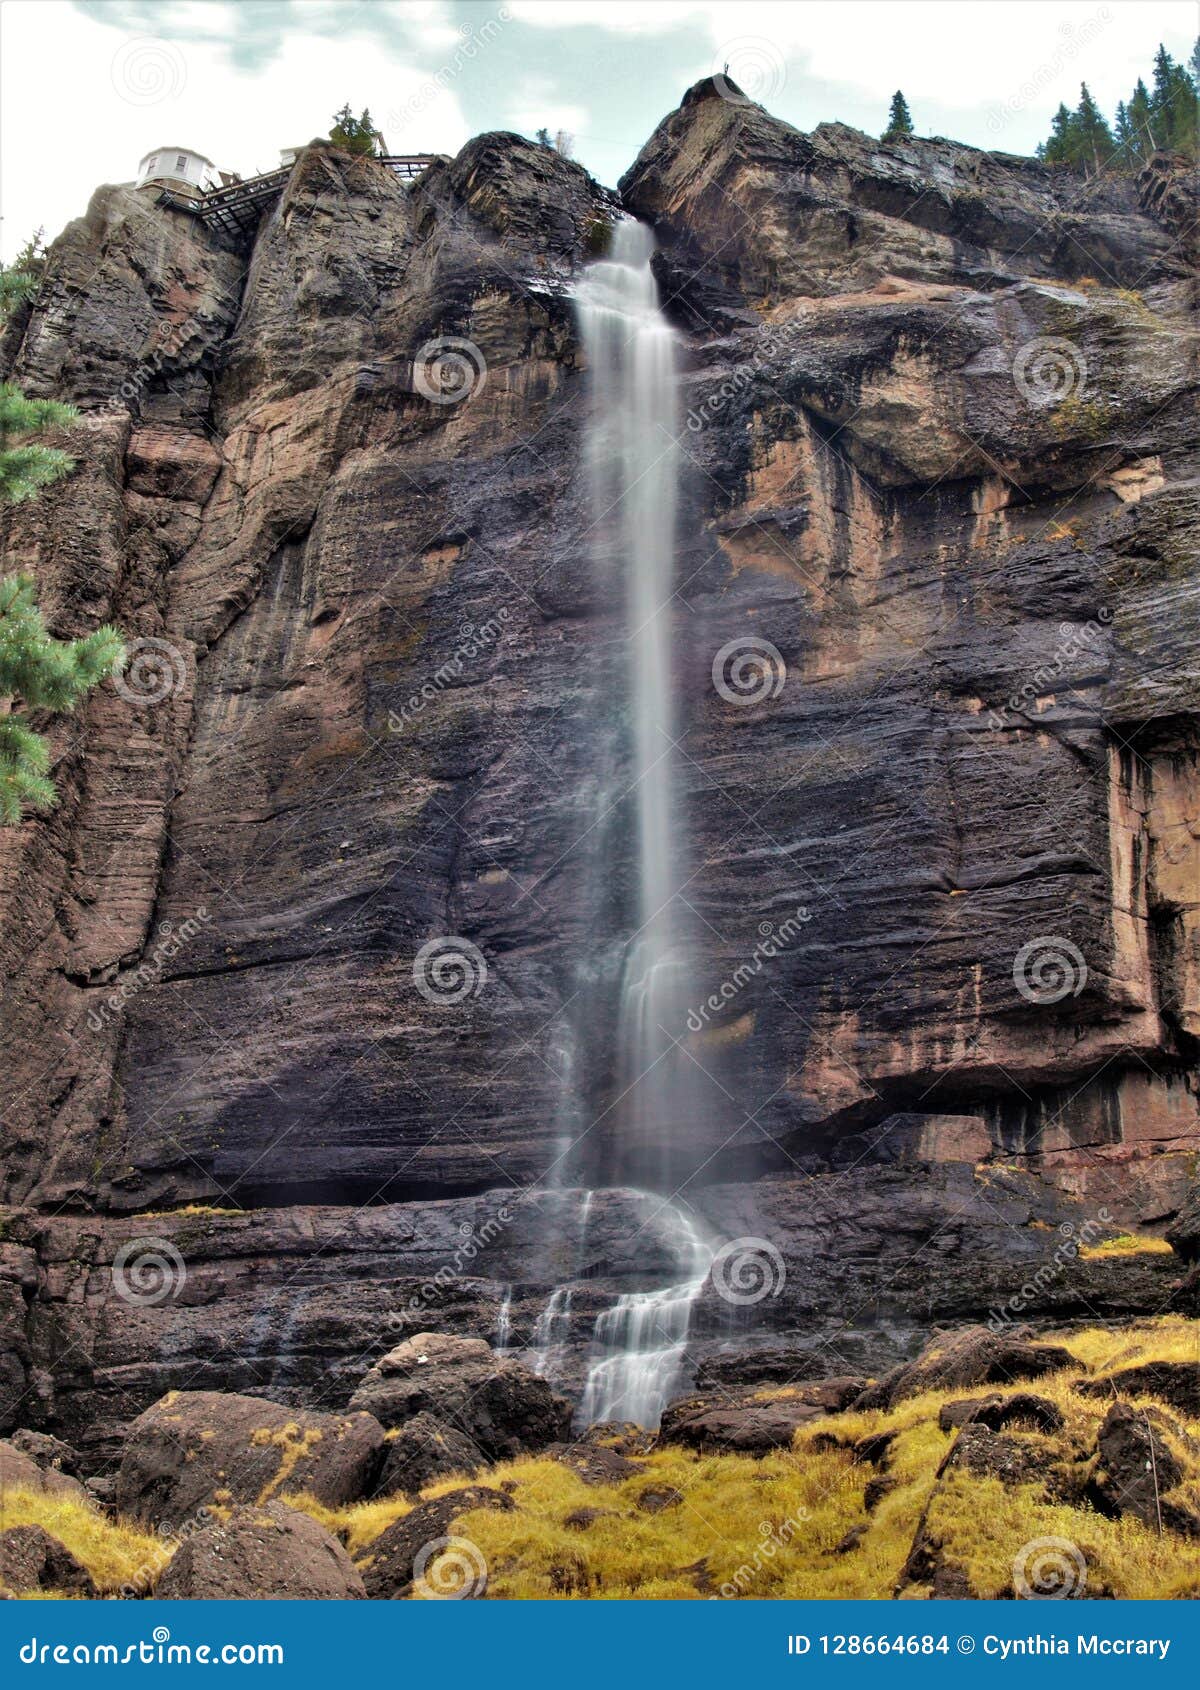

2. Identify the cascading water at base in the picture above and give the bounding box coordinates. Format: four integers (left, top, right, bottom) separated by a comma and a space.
578, 1202, 712, 1427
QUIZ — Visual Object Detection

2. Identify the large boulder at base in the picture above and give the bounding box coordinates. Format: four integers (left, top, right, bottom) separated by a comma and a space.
348, 1333, 570, 1460
0, 1525, 96, 1596
115, 1391, 384, 1529
1078, 1362, 1200, 1417
854, 1327, 1077, 1410
660, 1378, 864, 1455
374, 1413, 484, 1498
0, 1439, 88, 1502
1090, 1402, 1200, 1536
155, 1501, 365, 1599
937, 1392, 1065, 1434
360, 1485, 515, 1599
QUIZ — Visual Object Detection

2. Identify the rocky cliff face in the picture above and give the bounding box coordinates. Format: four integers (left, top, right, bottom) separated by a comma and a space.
1, 84, 1196, 1455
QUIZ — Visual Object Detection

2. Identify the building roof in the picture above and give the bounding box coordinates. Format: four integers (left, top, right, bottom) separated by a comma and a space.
138, 146, 216, 167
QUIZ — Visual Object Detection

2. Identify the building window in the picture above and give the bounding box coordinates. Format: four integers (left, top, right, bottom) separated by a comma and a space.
146, 156, 157, 174
176, 154, 188, 171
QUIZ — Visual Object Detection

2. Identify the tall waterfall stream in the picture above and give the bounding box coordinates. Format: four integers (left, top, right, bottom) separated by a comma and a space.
526, 221, 715, 1429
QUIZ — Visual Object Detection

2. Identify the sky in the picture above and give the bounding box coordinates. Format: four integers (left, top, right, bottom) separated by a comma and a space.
1, 0, 1196, 261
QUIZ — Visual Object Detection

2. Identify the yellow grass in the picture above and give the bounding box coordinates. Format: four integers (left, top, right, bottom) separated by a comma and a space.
0, 1489, 170, 1596
1079, 1233, 1174, 1260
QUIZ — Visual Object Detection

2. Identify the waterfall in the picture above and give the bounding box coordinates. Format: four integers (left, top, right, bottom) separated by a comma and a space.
494, 1286, 512, 1352
562, 236, 710, 1427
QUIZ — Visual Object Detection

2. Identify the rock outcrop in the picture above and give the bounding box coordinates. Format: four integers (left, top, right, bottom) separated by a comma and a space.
154, 1501, 366, 1599
0, 81, 1196, 1440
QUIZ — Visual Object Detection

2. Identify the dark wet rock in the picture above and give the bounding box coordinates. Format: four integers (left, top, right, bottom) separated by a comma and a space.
659, 1380, 860, 1455
547, 1443, 643, 1486
114, 1391, 385, 1529
575, 1421, 657, 1456
834, 1524, 867, 1554
863, 1474, 896, 1510
1090, 1401, 1200, 1536
855, 1327, 1078, 1410
0, 1525, 96, 1597
155, 1501, 365, 1599
941, 1424, 1049, 1488
1077, 1362, 1200, 1417
349, 1333, 570, 1461
359, 1485, 514, 1600
937, 1391, 1064, 1434
1166, 1186, 1200, 1264
374, 1413, 483, 1498
564, 1506, 616, 1530
637, 1486, 683, 1514
853, 1431, 898, 1466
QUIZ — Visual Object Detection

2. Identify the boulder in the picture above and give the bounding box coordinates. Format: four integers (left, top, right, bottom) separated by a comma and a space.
1090, 1402, 1200, 1536
547, 1443, 644, 1486
115, 1391, 385, 1529
360, 1484, 515, 1599
0, 1439, 88, 1502
348, 1333, 570, 1460
854, 1327, 1077, 1410
155, 1501, 365, 1599
937, 1392, 1064, 1434
374, 1413, 483, 1498
940, 1424, 1050, 1488
0, 1525, 96, 1596
1166, 1184, 1200, 1264
659, 1379, 862, 1455
1077, 1362, 1200, 1417
9, 1430, 81, 1477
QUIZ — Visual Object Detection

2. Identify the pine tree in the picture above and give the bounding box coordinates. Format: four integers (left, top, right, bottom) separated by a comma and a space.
1073, 83, 1116, 173
1127, 78, 1156, 164
883, 91, 914, 139
1040, 103, 1076, 164
0, 254, 124, 822
328, 104, 382, 156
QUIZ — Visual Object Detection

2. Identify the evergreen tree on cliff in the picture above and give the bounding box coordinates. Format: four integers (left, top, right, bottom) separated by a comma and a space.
329, 104, 383, 156
0, 256, 124, 823
883, 91, 914, 139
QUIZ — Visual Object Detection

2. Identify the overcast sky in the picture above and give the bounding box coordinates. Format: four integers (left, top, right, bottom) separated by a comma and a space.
2, 0, 1196, 260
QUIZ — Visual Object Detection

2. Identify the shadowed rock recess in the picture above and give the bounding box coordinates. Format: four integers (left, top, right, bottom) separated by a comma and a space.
0, 85, 1198, 1459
